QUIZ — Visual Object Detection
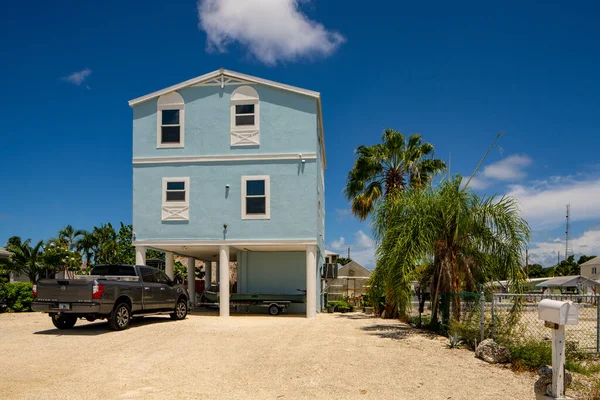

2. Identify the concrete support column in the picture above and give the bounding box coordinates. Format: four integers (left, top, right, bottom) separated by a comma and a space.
219, 245, 230, 317
165, 251, 174, 279
205, 261, 212, 289
135, 246, 146, 265
216, 261, 220, 289
187, 257, 196, 308
306, 245, 317, 319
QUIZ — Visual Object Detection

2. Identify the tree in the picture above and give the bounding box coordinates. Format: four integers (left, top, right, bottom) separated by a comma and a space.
76, 231, 97, 268
336, 257, 352, 266
344, 129, 446, 220
43, 245, 83, 278
92, 223, 117, 264
555, 255, 579, 276
116, 223, 135, 264
526, 264, 544, 278
57, 225, 85, 251
372, 176, 530, 323
3, 237, 45, 282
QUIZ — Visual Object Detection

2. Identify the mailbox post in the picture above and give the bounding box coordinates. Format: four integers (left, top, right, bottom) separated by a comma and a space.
538, 299, 579, 399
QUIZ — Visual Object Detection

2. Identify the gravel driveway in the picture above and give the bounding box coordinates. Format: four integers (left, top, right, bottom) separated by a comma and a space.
0, 311, 535, 399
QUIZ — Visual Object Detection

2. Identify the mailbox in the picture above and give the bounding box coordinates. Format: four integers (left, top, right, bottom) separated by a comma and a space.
538, 299, 579, 326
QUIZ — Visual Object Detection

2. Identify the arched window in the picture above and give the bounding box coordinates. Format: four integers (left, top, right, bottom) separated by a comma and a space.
230, 86, 260, 146
157, 92, 184, 148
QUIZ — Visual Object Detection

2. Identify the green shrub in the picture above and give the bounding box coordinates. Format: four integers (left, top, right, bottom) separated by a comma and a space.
504, 339, 552, 371
326, 300, 352, 312
0, 282, 34, 312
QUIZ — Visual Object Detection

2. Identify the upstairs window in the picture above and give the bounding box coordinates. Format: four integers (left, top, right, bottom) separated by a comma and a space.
593, 267, 597, 274
166, 181, 186, 202
162, 177, 190, 221
157, 92, 185, 148
241, 175, 270, 220
230, 86, 260, 146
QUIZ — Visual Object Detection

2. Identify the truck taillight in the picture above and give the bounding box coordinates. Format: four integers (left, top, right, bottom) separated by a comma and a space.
92, 284, 105, 299
32, 284, 37, 299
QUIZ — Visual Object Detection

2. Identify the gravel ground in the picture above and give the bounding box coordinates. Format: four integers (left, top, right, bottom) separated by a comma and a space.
0, 311, 536, 399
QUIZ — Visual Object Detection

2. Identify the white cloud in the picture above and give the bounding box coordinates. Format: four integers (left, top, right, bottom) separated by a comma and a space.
529, 229, 600, 266
62, 68, 92, 87
328, 230, 376, 269
466, 154, 532, 190
508, 177, 600, 229
465, 176, 491, 190
483, 155, 532, 181
197, 0, 345, 65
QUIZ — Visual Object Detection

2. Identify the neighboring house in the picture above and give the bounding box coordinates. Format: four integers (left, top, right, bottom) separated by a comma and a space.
326, 260, 371, 302
129, 68, 326, 318
324, 250, 339, 264
579, 257, 600, 293
0, 248, 12, 259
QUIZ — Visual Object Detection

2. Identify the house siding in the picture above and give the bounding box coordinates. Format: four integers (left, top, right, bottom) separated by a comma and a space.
133, 84, 318, 159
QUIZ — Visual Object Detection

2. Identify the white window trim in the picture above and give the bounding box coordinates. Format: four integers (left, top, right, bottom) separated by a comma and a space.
157, 92, 185, 149
241, 175, 270, 220
161, 177, 190, 221
593, 267, 597, 274
230, 86, 260, 146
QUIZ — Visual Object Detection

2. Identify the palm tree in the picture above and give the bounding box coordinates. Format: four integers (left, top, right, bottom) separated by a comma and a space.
58, 225, 85, 251
344, 129, 447, 220
75, 231, 97, 269
4, 236, 45, 282
92, 223, 117, 264
372, 176, 530, 323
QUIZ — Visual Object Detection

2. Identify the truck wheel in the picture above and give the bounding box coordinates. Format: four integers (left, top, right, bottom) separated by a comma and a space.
268, 304, 280, 316
108, 303, 131, 331
51, 314, 77, 329
170, 298, 188, 320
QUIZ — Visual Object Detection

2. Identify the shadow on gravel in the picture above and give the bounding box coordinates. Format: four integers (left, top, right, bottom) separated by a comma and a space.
33, 316, 173, 336
360, 324, 412, 340
334, 313, 377, 320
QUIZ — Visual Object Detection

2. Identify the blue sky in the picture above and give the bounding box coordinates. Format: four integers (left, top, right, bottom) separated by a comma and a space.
1, 0, 599, 268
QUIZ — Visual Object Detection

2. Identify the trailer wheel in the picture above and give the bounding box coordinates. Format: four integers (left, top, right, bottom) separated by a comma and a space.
51, 314, 77, 329
268, 304, 280, 316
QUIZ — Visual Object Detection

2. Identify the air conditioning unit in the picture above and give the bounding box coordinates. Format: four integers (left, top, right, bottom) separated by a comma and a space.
322, 263, 338, 279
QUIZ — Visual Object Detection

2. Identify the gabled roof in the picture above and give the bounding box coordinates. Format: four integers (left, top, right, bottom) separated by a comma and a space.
536, 275, 600, 288
338, 260, 372, 279
128, 68, 326, 168
580, 256, 600, 267
129, 68, 320, 106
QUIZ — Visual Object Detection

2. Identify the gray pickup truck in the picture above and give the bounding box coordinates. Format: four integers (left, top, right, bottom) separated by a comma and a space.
32, 264, 190, 331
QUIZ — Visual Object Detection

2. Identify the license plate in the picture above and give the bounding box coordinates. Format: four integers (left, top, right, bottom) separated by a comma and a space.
59, 303, 70, 310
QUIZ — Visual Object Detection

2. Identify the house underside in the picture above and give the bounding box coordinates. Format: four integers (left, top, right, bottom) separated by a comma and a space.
134, 240, 321, 318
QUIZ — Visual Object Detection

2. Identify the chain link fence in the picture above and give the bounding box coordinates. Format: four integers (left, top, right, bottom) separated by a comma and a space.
491, 293, 599, 353
410, 292, 600, 353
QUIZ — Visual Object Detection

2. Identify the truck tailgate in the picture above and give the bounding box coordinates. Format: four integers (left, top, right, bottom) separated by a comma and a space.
36, 278, 95, 302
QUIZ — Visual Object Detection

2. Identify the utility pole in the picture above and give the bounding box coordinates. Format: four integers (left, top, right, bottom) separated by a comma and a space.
348, 247, 351, 259
565, 204, 572, 261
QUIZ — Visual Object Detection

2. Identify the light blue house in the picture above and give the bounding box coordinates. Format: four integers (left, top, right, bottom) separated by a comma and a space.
129, 69, 325, 318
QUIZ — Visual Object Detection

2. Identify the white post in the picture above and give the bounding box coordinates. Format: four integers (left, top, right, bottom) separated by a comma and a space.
187, 257, 196, 308
306, 245, 317, 319
216, 261, 220, 289
165, 251, 174, 279
552, 325, 566, 398
205, 261, 212, 289
219, 245, 230, 317
135, 246, 146, 265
